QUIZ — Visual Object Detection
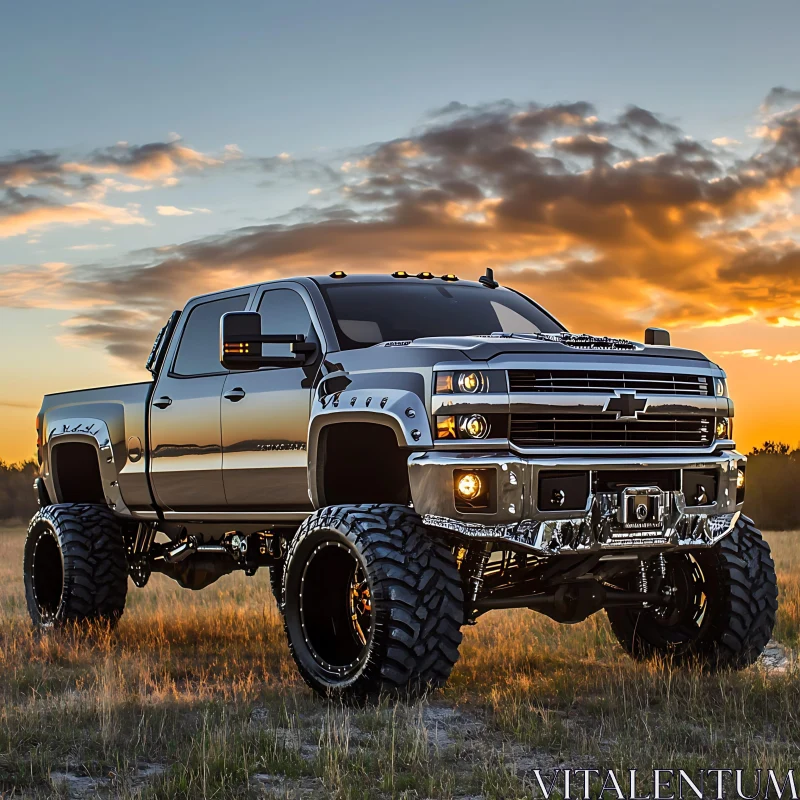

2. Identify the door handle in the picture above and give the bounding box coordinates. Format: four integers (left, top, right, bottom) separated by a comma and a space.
224, 388, 246, 402
153, 396, 172, 409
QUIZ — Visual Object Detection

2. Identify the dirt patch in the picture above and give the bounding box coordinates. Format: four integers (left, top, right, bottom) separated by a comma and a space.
49, 763, 166, 798
423, 703, 485, 748
250, 773, 322, 798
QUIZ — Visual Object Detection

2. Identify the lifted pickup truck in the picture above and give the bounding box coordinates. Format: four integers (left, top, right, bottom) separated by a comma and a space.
27, 270, 777, 699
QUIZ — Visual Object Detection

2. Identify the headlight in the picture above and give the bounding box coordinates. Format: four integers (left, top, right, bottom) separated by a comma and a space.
714, 378, 727, 397
436, 413, 507, 439
715, 418, 732, 440
458, 371, 485, 393
435, 370, 492, 393
459, 414, 489, 439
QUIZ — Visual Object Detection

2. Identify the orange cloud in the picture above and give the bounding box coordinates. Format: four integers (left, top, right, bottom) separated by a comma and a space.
0, 138, 239, 239
0, 201, 147, 238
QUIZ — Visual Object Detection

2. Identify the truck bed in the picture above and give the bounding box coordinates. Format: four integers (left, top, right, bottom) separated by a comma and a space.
40, 381, 154, 512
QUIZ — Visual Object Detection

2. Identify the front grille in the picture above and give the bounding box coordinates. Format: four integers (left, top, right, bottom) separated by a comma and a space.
510, 414, 713, 448
508, 370, 711, 396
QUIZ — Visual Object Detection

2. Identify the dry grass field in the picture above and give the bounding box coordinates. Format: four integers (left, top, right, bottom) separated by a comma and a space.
1, 525, 799, 799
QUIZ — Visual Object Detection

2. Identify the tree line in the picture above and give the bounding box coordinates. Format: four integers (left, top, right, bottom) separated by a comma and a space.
742, 442, 800, 530
0, 444, 798, 528
0, 459, 38, 522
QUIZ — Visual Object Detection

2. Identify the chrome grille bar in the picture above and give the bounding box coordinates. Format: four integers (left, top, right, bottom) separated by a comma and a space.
510, 414, 713, 448
508, 370, 711, 395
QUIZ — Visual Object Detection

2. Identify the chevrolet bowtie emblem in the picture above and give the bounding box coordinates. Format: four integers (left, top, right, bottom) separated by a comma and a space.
605, 391, 648, 420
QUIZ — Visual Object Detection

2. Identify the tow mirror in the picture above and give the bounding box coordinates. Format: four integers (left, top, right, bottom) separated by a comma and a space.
220, 311, 316, 370
644, 327, 670, 346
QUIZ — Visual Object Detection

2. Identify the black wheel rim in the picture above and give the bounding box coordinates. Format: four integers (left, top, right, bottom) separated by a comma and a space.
31, 528, 64, 624
644, 553, 710, 645
298, 541, 374, 678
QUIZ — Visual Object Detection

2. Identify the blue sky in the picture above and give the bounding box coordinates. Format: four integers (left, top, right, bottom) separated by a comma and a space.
3, 0, 796, 152
1, 0, 800, 461
2, 0, 798, 265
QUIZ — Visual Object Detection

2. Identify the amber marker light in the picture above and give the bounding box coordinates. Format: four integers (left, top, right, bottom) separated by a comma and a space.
455, 472, 482, 501
436, 415, 457, 439
224, 343, 250, 353
737, 469, 746, 490
435, 372, 454, 393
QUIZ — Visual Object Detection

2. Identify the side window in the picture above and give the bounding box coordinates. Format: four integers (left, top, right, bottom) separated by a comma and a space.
172, 294, 249, 376
257, 289, 318, 359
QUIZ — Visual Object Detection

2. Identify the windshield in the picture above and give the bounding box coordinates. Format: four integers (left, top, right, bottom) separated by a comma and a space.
319, 282, 564, 350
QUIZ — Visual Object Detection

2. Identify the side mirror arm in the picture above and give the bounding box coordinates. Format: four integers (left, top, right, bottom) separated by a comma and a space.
291, 341, 318, 358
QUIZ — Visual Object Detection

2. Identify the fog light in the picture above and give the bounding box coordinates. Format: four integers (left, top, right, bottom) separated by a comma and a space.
455, 472, 482, 501
716, 418, 729, 439
459, 414, 489, 438
737, 469, 745, 490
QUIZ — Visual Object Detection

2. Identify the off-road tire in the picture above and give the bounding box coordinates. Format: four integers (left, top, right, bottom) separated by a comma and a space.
23, 504, 128, 629
607, 515, 777, 669
282, 504, 464, 700
268, 562, 284, 609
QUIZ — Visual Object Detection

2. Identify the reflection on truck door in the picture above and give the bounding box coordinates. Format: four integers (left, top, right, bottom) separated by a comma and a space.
149, 292, 249, 510
221, 286, 320, 508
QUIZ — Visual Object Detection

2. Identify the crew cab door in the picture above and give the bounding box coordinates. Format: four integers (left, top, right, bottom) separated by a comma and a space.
221, 285, 322, 508
149, 291, 251, 510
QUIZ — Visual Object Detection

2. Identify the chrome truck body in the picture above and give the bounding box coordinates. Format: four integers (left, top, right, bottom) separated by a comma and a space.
28, 272, 776, 700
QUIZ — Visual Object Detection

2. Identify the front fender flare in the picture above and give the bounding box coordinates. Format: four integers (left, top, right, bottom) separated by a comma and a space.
307, 387, 431, 507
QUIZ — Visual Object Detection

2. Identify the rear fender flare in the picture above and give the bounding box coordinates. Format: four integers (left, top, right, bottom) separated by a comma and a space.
43, 417, 128, 514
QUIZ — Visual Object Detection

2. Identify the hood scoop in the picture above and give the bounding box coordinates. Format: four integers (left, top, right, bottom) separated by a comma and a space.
481, 332, 641, 351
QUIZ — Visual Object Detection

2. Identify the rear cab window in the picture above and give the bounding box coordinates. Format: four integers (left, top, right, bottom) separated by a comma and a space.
172, 294, 250, 376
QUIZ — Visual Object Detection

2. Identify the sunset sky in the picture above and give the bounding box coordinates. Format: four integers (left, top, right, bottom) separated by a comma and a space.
2, 0, 800, 463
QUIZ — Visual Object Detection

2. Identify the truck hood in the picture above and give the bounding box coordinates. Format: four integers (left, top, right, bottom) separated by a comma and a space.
391, 332, 711, 364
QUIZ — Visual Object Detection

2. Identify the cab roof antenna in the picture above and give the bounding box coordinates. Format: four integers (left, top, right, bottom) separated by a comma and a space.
479, 267, 499, 289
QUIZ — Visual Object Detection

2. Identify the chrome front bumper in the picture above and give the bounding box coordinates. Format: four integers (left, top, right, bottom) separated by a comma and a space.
407, 450, 745, 555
